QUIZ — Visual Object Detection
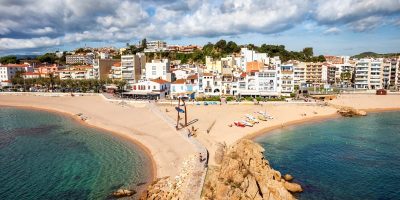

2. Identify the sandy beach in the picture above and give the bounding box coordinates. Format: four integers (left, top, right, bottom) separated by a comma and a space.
1, 93, 400, 197
0, 94, 197, 180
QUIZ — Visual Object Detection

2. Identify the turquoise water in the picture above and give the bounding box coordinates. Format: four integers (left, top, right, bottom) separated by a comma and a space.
0, 107, 152, 199
255, 111, 400, 200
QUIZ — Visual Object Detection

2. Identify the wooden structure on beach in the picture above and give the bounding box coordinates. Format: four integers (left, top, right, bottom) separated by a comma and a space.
176, 97, 188, 130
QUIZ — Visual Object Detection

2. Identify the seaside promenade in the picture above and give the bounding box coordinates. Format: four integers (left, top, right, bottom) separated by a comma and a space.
1, 92, 400, 198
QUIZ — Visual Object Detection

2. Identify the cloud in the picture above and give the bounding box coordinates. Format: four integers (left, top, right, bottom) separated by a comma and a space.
323, 27, 341, 35
0, 37, 60, 50
348, 16, 384, 32
0, 0, 399, 53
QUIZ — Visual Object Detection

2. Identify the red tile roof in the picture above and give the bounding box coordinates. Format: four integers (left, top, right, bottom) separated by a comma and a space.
240, 72, 247, 78
23, 72, 40, 75
187, 74, 198, 80
172, 79, 185, 84
114, 62, 121, 67
151, 78, 169, 84
202, 73, 213, 76
1, 64, 30, 68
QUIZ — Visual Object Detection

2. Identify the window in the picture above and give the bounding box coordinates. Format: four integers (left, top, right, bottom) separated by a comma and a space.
152, 70, 156, 75
152, 66, 156, 70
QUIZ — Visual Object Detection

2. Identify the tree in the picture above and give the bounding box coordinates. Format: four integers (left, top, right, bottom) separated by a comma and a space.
225, 41, 240, 53
37, 53, 57, 63
215, 40, 227, 52
0, 55, 18, 64
303, 47, 314, 60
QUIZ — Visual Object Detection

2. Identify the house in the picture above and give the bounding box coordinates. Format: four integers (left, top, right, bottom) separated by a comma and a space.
57, 65, 94, 80
128, 78, 170, 99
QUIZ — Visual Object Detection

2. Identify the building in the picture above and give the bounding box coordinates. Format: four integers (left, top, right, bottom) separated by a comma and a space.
280, 64, 295, 94
0, 63, 34, 84
236, 66, 282, 97
119, 54, 146, 85
238, 48, 268, 71
305, 62, 328, 87
145, 59, 170, 81
246, 61, 263, 73
324, 55, 343, 64
170, 77, 198, 99
293, 62, 306, 87
93, 59, 120, 80
66, 54, 94, 64
128, 78, 170, 99
354, 58, 383, 90
58, 65, 94, 80
144, 40, 167, 52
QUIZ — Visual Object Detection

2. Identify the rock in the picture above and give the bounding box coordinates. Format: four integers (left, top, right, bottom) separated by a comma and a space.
283, 174, 294, 182
112, 189, 136, 198
337, 107, 367, 117
283, 182, 303, 193
201, 139, 297, 200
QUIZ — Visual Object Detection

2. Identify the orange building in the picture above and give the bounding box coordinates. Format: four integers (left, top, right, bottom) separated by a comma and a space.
246, 61, 263, 72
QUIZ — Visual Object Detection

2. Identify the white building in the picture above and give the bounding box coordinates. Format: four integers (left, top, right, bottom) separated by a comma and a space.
128, 78, 170, 99
354, 58, 383, 90
120, 53, 146, 85
144, 40, 168, 52
280, 64, 295, 94
0, 63, 34, 85
238, 48, 269, 71
293, 62, 306, 87
237, 66, 282, 97
172, 69, 191, 80
145, 59, 170, 81
66, 54, 94, 64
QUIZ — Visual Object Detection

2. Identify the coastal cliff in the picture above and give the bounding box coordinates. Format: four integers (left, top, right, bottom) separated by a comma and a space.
140, 139, 301, 200
202, 139, 300, 200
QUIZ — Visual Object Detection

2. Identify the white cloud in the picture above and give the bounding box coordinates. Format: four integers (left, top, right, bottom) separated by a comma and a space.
0, 0, 399, 52
323, 27, 341, 35
0, 37, 60, 50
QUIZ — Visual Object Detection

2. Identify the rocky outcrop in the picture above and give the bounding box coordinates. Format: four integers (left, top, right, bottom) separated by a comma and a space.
202, 139, 302, 200
140, 155, 200, 200
337, 107, 367, 117
112, 189, 135, 198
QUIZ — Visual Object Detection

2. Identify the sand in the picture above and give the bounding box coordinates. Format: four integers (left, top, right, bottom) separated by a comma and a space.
1, 93, 400, 192
0, 94, 197, 180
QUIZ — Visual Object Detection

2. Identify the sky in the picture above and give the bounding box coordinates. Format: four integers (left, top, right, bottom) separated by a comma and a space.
0, 0, 400, 56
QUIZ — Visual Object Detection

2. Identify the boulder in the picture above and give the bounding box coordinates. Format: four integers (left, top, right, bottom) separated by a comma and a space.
113, 189, 136, 198
283, 174, 294, 182
283, 182, 303, 193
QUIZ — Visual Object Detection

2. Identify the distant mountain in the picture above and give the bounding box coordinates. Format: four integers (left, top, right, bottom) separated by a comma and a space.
352, 52, 400, 58
15, 55, 38, 59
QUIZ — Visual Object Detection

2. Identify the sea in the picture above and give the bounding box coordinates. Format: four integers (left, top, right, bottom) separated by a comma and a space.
0, 107, 152, 199
255, 111, 400, 200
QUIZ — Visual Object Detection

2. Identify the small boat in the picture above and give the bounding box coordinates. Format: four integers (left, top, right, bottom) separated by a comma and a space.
245, 119, 257, 125
245, 114, 259, 123
257, 111, 274, 119
241, 120, 253, 127
258, 115, 268, 121
234, 121, 245, 127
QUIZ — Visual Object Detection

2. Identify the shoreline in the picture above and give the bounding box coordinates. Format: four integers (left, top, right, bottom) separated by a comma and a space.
245, 113, 342, 140
246, 107, 400, 141
0, 104, 157, 196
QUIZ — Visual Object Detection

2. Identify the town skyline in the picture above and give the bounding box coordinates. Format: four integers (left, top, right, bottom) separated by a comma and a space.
1, 0, 400, 56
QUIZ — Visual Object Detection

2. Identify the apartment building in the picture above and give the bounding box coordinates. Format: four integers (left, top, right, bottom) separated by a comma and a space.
58, 65, 94, 80
354, 58, 383, 89
66, 54, 94, 64
238, 48, 269, 71
119, 54, 146, 85
280, 64, 295, 94
305, 63, 328, 87
93, 59, 120, 80
144, 40, 167, 52
145, 59, 170, 81
170, 75, 199, 99
237, 66, 281, 97
0, 63, 34, 84
293, 62, 306, 87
